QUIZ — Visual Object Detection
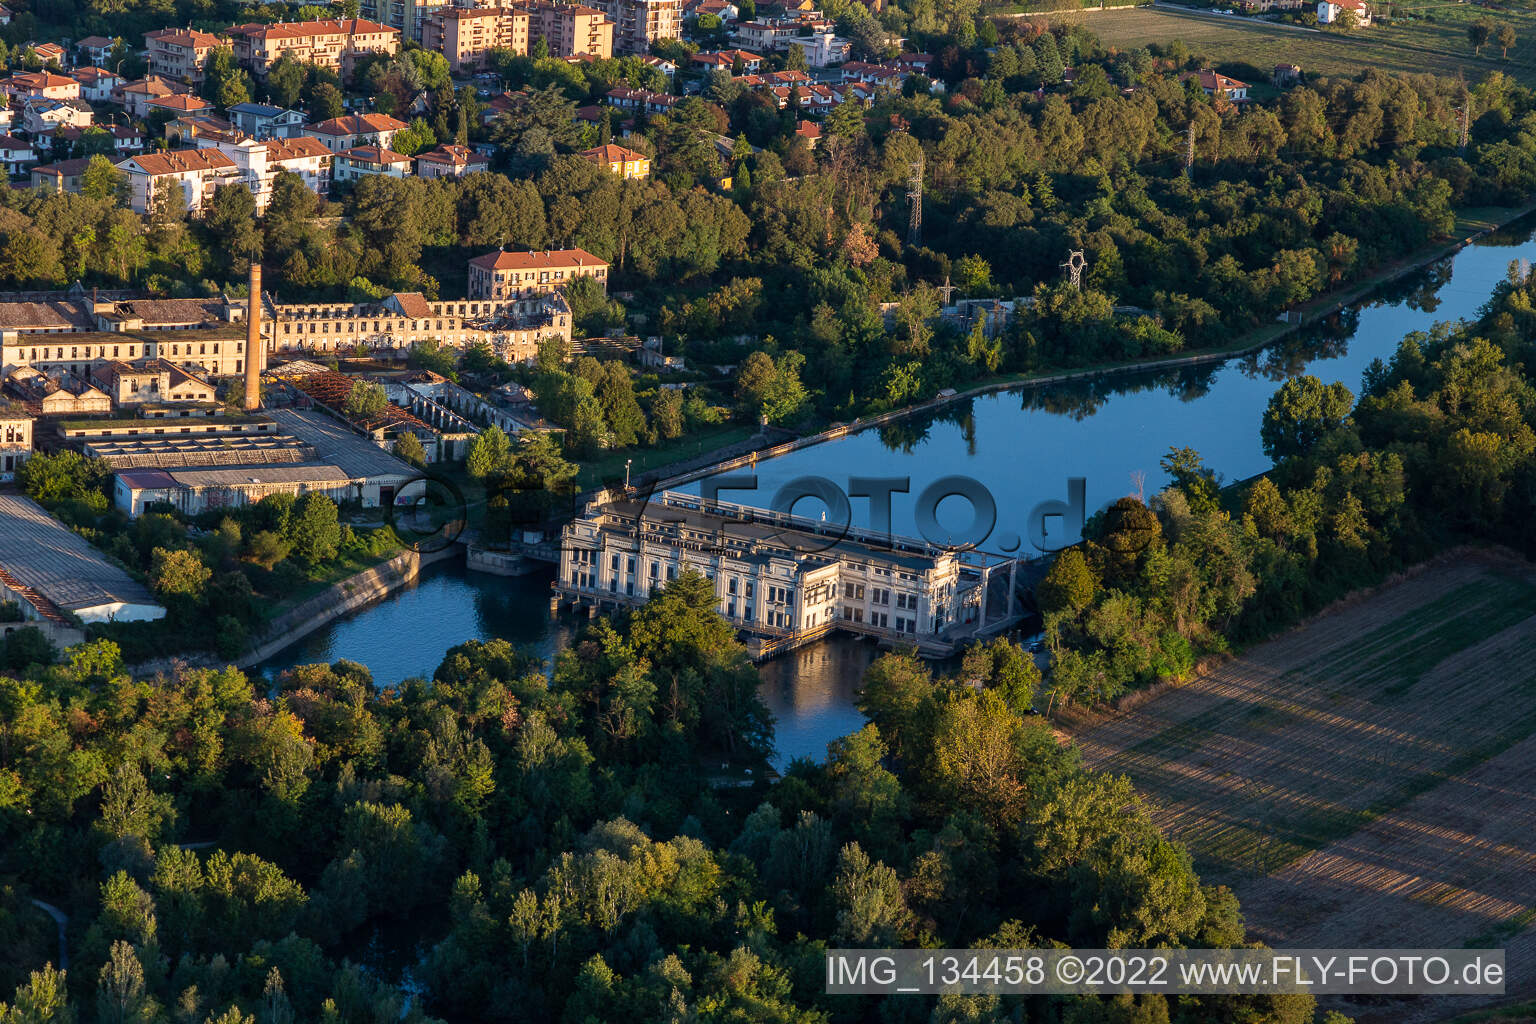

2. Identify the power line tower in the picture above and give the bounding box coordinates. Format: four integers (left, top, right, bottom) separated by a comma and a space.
906, 157, 923, 246
1185, 121, 1196, 178
1458, 103, 1471, 154
1061, 250, 1086, 290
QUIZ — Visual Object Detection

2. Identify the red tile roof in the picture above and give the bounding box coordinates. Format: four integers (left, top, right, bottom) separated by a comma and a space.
469, 248, 608, 271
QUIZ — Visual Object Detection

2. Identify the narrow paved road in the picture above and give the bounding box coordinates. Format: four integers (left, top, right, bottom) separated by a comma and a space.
29, 899, 67, 971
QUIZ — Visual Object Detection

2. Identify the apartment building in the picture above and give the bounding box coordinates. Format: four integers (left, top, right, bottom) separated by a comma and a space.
119, 147, 240, 215
227, 19, 400, 79
69, 66, 123, 102
207, 135, 335, 207
115, 76, 189, 118
528, 2, 614, 59
302, 112, 408, 152
21, 97, 93, 135
227, 102, 308, 139
468, 248, 609, 300
421, 7, 529, 74
76, 35, 117, 66
143, 28, 223, 87
333, 145, 411, 182
357, 0, 454, 42
588, 0, 679, 54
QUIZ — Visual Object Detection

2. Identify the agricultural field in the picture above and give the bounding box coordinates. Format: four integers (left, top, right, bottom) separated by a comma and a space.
1043, 4, 1536, 90
1072, 553, 1536, 985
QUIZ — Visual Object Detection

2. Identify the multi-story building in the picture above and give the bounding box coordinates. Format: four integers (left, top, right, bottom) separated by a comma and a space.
3, 71, 81, 101
90, 358, 217, 406
555, 491, 1002, 658
302, 112, 408, 152
528, 2, 614, 58
208, 135, 336, 207
0, 400, 32, 479
580, 142, 649, 179
69, 66, 123, 102
114, 76, 189, 118
226, 18, 400, 79
0, 295, 253, 380
265, 292, 571, 364
421, 7, 530, 74
76, 35, 117, 66
145, 93, 214, 118
589, 0, 679, 54
30, 157, 94, 193
0, 134, 34, 176
143, 28, 223, 87
468, 248, 609, 300
414, 143, 489, 178
228, 102, 309, 139
21, 97, 93, 135
119, 147, 241, 215
358, 0, 454, 43
333, 145, 412, 182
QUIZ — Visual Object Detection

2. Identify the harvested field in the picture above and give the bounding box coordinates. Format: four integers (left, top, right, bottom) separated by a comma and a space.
1043, 6, 1536, 90
1073, 552, 1536, 984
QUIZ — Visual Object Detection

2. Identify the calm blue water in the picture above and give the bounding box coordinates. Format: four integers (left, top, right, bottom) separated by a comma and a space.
259, 221, 1536, 765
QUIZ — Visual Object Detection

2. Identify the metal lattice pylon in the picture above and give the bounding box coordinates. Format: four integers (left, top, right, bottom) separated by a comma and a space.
1061, 249, 1087, 290
906, 157, 923, 246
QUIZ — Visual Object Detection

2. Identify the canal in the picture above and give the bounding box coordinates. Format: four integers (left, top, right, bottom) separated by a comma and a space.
258, 217, 1536, 766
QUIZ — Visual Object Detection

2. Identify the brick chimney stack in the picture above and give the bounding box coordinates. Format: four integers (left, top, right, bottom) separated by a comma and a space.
243, 261, 263, 411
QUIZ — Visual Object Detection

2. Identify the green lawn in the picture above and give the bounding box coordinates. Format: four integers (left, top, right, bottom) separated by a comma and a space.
574, 424, 757, 490
1051, 4, 1536, 88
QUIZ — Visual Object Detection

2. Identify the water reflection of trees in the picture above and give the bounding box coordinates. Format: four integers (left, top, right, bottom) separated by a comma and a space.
1376, 256, 1453, 313
873, 398, 974, 452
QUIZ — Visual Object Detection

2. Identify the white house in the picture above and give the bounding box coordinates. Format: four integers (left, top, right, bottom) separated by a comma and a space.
21, 97, 94, 135
1318, 0, 1371, 25
785, 32, 851, 68
119, 147, 240, 215
228, 101, 309, 139
0, 134, 34, 176
333, 145, 412, 182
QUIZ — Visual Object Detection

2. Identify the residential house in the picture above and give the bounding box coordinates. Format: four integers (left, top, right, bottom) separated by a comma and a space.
54, 123, 144, 156
413, 143, 489, 178
468, 248, 608, 300
22, 98, 94, 135
580, 142, 649, 179
1273, 63, 1303, 87
69, 67, 123, 102
604, 85, 678, 115
1180, 68, 1249, 101
0, 134, 34, 176
31, 43, 66, 66
3, 72, 81, 101
114, 76, 188, 118
119, 147, 240, 215
690, 48, 763, 73
226, 19, 400, 79
685, 0, 739, 20
793, 119, 820, 148
333, 144, 411, 182
227, 101, 309, 139
840, 60, 904, 87
145, 93, 214, 117
30, 157, 95, 192
588, 0, 680, 54
1317, 0, 1370, 23
302, 112, 408, 151
736, 18, 805, 51
0, 7, 12, 26
76, 36, 118, 66
528, 1, 615, 58
785, 31, 850, 67
143, 28, 223, 87
164, 114, 240, 146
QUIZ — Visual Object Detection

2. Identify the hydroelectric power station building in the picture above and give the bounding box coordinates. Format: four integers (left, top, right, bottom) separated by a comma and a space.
554, 490, 1025, 659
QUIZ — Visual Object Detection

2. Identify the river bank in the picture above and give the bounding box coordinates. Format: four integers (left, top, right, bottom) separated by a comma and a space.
647, 201, 1536, 493
128, 544, 462, 678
